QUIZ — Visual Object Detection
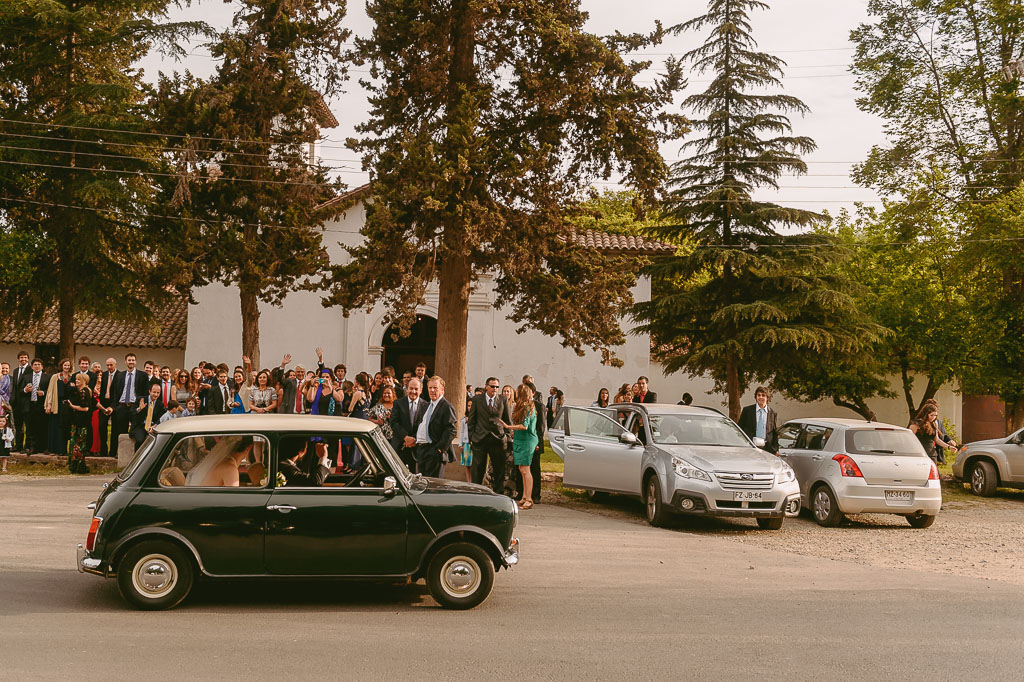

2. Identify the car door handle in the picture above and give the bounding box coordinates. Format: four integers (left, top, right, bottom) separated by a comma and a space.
777, 453, 789, 458
811, 455, 824, 461
266, 505, 297, 513
566, 443, 585, 452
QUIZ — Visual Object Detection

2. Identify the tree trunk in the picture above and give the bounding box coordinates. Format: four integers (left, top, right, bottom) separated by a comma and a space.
240, 289, 260, 369
58, 270, 75, 365
432, 0, 476, 422
435, 254, 471, 420
726, 353, 741, 421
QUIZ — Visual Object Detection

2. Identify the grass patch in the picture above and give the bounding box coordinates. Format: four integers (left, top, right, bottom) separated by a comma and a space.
540, 446, 563, 473
1, 460, 77, 477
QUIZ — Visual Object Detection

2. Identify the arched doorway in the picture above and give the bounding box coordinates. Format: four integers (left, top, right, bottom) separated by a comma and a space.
382, 315, 437, 377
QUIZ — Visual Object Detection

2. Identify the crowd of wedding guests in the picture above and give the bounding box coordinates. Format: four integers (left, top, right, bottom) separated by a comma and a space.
0, 348, 556, 505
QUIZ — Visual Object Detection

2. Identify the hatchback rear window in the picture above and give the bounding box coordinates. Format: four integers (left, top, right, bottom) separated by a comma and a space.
846, 429, 926, 456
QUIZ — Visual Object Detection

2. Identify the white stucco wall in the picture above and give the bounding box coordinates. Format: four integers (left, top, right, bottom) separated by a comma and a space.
185, 199, 654, 397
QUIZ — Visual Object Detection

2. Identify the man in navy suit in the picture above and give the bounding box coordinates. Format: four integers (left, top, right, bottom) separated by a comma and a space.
112, 353, 150, 454
9, 350, 31, 452
389, 377, 428, 472
97, 357, 122, 457
413, 376, 457, 478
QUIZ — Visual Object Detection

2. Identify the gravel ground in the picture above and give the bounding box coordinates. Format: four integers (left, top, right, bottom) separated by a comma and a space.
541, 479, 1024, 585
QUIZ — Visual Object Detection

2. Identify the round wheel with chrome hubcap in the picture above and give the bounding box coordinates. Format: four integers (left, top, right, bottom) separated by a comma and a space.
116, 540, 194, 610
426, 542, 495, 610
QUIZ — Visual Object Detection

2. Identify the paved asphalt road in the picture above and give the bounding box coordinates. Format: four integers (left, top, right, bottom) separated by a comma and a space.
2, 477, 1022, 681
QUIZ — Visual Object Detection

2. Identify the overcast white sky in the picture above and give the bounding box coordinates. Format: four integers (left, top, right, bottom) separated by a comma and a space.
140, 0, 885, 214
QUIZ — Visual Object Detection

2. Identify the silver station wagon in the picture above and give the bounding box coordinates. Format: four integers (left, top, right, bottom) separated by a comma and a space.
549, 404, 801, 530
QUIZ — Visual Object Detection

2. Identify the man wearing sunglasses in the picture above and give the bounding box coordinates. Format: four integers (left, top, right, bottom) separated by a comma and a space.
467, 376, 513, 493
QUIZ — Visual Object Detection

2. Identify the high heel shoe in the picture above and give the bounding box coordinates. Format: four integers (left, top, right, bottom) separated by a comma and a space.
520, 499, 534, 509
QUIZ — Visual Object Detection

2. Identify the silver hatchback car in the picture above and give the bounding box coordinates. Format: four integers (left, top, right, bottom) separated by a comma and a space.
776, 418, 941, 528
549, 404, 801, 530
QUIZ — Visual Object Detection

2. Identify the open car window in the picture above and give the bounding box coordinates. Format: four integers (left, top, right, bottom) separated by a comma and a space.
276, 433, 391, 488
158, 434, 270, 488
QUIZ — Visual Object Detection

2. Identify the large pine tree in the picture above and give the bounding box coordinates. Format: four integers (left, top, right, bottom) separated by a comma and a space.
634, 0, 880, 419
155, 0, 349, 368
325, 0, 684, 411
0, 0, 202, 361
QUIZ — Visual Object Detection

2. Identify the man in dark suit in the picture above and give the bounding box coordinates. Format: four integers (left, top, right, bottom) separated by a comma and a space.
272, 354, 305, 414
97, 357, 122, 457
545, 386, 557, 428
202, 369, 233, 415
389, 377, 428, 471
279, 438, 332, 486
9, 350, 31, 452
468, 376, 512, 493
412, 376, 457, 478
130, 383, 166, 448
738, 386, 779, 453
22, 358, 49, 453
112, 353, 150, 453
632, 375, 658, 404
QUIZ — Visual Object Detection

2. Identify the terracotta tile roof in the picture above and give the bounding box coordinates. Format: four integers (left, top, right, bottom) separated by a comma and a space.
571, 229, 676, 255
310, 91, 339, 129
1, 300, 188, 349
320, 184, 674, 255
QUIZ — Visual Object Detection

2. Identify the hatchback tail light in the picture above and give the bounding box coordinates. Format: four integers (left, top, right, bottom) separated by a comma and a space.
85, 517, 101, 552
928, 461, 939, 480
832, 454, 863, 478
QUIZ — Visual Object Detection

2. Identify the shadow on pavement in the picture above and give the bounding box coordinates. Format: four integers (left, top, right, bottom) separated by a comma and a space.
0, 570, 437, 615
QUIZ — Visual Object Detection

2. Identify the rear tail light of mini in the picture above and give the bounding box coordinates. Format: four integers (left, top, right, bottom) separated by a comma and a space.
832, 454, 864, 478
85, 517, 102, 552
928, 461, 939, 480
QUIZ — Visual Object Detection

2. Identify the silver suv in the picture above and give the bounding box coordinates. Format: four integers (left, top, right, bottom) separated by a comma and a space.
953, 427, 1024, 496
549, 404, 801, 530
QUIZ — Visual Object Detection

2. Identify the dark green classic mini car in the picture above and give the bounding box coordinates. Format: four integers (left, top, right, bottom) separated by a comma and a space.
77, 415, 520, 610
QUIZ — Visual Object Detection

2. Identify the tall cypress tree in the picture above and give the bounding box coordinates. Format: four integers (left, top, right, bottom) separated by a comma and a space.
0, 1, 203, 362
154, 0, 349, 368
634, 0, 880, 419
325, 0, 684, 411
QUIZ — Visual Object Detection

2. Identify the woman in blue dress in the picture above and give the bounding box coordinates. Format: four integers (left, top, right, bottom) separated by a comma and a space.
500, 384, 538, 509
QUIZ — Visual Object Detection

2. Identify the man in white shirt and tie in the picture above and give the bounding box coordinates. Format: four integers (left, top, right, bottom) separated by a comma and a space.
413, 376, 457, 478
24, 358, 49, 454
112, 353, 147, 453
388, 378, 427, 471
739, 386, 779, 454
202, 369, 233, 415
9, 350, 31, 452
158, 366, 173, 408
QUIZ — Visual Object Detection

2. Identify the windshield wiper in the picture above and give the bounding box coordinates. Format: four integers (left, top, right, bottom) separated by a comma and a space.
867, 449, 895, 454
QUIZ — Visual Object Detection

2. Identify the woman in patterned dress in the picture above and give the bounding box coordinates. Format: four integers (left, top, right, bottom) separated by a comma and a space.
66, 373, 95, 473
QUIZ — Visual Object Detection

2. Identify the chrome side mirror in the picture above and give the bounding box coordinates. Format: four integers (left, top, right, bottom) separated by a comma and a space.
619, 432, 639, 446
383, 476, 398, 497
753, 437, 766, 449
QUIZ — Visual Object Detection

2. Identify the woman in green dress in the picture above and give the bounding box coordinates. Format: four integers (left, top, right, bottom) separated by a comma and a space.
500, 384, 538, 509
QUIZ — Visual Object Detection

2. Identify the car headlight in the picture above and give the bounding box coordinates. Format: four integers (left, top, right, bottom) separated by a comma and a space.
672, 456, 712, 482
776, 464, 796, 484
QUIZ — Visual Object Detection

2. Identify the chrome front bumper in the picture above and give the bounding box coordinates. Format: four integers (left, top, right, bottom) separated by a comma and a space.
77, 544, 104, 575
504, 537, 520, 567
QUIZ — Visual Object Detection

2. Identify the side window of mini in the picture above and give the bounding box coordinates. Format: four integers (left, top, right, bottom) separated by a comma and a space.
776, 423, 803, 450
157, 434, 270, 488
798, 425, 833, 451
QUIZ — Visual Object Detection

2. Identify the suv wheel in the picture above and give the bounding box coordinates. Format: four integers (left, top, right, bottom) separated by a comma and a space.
811, 485, 844, 527
969, 460, 998, 497
644, 475, 671, 527
756, 517, 784, 530
426, 542, 494, 610
116, 540, 194, 610
905, 512, 937, 529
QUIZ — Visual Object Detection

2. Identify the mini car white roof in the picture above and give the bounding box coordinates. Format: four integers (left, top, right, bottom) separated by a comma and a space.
152, 414, 378, 435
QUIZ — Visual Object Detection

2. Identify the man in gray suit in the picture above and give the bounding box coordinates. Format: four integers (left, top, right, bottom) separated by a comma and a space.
272, 354, 306, 414
468, 376, 512, 493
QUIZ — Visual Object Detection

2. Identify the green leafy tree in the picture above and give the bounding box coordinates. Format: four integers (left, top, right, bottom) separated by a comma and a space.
0, 0, 203, 361
154, 0, 349, 368
961, 187, 1024, 430
325, 0, 685, 412
635, 0, 881, 420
